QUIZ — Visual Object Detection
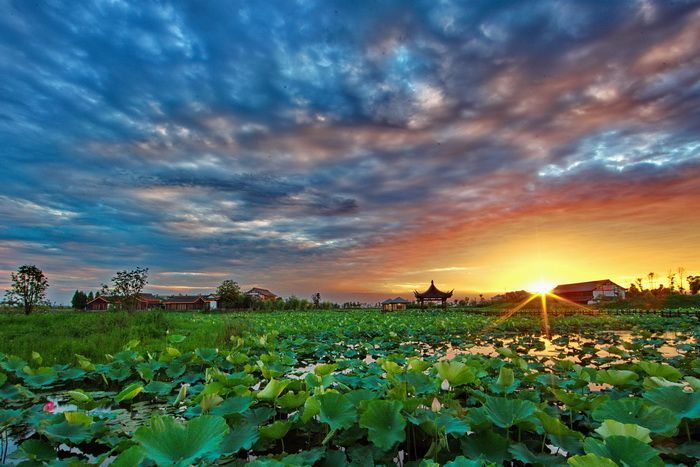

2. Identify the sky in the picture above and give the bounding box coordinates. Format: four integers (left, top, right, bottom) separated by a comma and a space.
1, 0, 699, 304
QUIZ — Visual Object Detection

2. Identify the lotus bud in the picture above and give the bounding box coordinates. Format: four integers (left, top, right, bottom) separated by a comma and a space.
441, 379, 450, 391
431, 397, 442, 413
43, 401, 56, 413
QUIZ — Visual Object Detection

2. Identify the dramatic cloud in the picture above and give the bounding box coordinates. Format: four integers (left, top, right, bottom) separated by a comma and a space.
1, 0, 699, 302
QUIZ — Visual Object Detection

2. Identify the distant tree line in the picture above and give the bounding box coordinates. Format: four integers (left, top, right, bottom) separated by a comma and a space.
627, 267, 700, 297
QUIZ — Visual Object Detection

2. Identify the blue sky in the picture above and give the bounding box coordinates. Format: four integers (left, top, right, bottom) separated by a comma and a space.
1, 1, 699, 303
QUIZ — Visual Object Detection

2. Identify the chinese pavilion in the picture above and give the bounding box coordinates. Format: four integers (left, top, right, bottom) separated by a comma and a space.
414, 280, 453, 308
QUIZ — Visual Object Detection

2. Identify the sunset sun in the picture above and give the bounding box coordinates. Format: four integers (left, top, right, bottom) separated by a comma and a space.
528, 280, 555, 295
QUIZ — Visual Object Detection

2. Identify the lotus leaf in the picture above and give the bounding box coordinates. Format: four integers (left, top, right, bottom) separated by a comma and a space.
114, 382, 143, 403
259, 420, 291, 439
595, 420, 651, 443
591, 397, 680, 433
643, 386, 700, 419
435, 361, 478, 387
359, 400, 405, 450
583, 436, 663, 467
482, 396, 537, 428
220, 422, 259, 455
567, 453, 618, 467
133, 415, 229, 466
319, 392, 357, 431
595, 369, 638, 387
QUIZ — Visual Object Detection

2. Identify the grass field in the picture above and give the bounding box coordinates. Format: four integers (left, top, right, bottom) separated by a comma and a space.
1, 308, 697, 364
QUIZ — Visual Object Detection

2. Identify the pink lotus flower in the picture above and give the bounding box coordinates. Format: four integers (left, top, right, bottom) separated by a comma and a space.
43, 401, 55, 413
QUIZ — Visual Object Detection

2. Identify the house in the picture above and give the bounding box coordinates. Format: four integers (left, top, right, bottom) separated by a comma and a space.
135, 293, 163, 310
86, 296, 111, 311
245, 287, 278, 301
163, 295, 208, 311
551, 279, 626, 304
381, 297, 411, 311
205, 294, 219, 310
86, 293, 163, 311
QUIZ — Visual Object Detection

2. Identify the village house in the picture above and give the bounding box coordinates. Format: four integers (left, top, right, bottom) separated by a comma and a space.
551, 279, 626, 304
380, 297, 411, 311
85, 293, 163, 311
162, 295, 208, 311
245, 287, 278, 301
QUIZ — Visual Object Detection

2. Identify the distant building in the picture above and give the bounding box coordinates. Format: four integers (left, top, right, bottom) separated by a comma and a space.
414, 280, 454, 308
163, 295, 208, 311
381, 297, 410, 311
552, 279, 626, 304
86, 296, 111, 311
245, 287, 278, 301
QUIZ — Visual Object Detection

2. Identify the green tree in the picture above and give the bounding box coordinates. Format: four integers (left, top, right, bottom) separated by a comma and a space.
217, 280, 242, 309
104, 267, 149, 312
312, 292, 321, 308
4, 265, 49, 315
71, 290, 88, 310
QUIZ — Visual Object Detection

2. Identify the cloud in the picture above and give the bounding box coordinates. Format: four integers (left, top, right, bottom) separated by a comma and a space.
0, 1, 699, 302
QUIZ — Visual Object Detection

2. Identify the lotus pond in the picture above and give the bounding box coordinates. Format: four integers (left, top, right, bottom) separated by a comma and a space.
0, 310, 698, 466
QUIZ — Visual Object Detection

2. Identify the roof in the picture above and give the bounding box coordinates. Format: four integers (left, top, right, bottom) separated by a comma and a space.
163, 295, 206, 304
137, 293, 161, 303
552, 279, 624, 294
246, 287, 277, 297
381, 297, 411, 305
87, 296, 110, 304
414, 280, 454, 300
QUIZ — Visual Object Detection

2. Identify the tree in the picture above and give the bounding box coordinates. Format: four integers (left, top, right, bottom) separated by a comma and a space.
71, 290, 88, 310
688, 276, 700, 295
87, 291, 94, 301
677, 267, 686, 294
217, 280, 242, 309
312, 292, 321, 308
105, 267, 149, 312
647, 272, 656, 290
5, 265, 49, 315
635, 278, 644, 292
666, 270, 676, 292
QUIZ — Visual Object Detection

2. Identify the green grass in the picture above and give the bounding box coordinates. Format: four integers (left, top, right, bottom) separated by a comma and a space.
1, 308, 697, 364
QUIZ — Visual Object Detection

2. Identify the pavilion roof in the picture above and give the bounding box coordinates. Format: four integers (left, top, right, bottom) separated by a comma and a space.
414, 280, 453, 299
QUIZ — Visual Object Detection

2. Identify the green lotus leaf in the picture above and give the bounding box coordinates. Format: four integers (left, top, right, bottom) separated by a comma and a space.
643, 386, 700, 419
114, 382, 143, 403
257, 378, 290, 400
19, 439, 55, 461
509, 443, 567, 466
595, 420, 651, 443
685, 376, 700, 391
220, 422, 259, 455
167, 334, 186, 344
277, 391, 308, 409
43, 420, 95, 443
567, 453, 618, 467
435, 361, 477, 387
200, 394, 224, 412
111, 446, 146, 467
591, 397, 680, 433
301, 395, 321, 423
444, 456, 492, 467
318, 392, 357, 431
64, 411, 93, 426
359, 400, 405, 450
244, 406, 277, 426
482, 396, 537, 429
143, 381, 175, 396
22, 367, 57, 387
259, 420, 291, 440
66, 389, 92, 403
596, 369, 638, 387
195, 347, 218, 362
492, 366, 519, 394
314, 363, 338, 376
0, 372, 6, 387
583, 436, 663, 467
642, 376, 685, 390
166, 361, 186, 378
536, 412, 583, 439
637, 362, 682, 382
133, 415, 229, 466
460, 431, 510, 464
210, 395, 254, 416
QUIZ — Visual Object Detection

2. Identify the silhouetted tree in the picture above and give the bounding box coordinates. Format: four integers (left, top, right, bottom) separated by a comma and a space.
5, 265, 49, 315
688, 276, 700, 295
647, 272, 656, 290
312, 292, 321, 308
677, 267, 686, 294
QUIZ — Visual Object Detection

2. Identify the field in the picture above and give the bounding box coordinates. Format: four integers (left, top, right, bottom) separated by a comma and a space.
1, 309, 699, 465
